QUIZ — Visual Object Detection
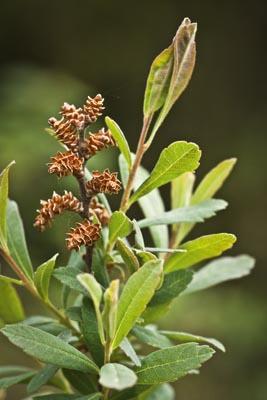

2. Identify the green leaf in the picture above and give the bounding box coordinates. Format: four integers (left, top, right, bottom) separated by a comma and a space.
161, 330, 225, 352
116, 239, 139, 273
133, 220, 145, 249
27, 364, 58, 394
138, 199, 227, 228
92, 248, 109, 288
147, 19, 197, 145
133, 164, 168, 248
54, 267, 84, 294
142, 303, 172, 324
0, 371, 35, 390
0, 161, 15, 251
132, 325, 172, 349
129, 141, 201, 205
143, 45, 173, 116
109, 211, 133, 247
177, 158, 237, 243
135, 343, 214, 384
34, 254, 58, 301
120, 338, 141, 367
81, 298, 104, 367
7, 200, 34, 280
184, 255, 255, 295
0, 275, 23, 285
1, 324, 99, 373
102, 279, 119, 341
138, 384, 175, 400
112, 260, 163, 349
0, 281, 25, 323
171, 172, 195, 210
150, 270, 193, 306
78, 273, 105, 345
164, 233, 237, 272
99, 363, 137, 390
0, 365, 32, 376
34, 395, 102, 400
105, 117, 132, 168
63, 369, 98, 395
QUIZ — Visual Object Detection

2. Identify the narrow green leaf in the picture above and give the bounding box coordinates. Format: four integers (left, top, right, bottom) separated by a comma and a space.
0, 281, 25, 323
133, 220, 145, 249
105, 117, 132, 168
0, 275, 23, 285
63, 369, 98, 395
99, 363, 137, 390
135, 343, 214, 384
0, 161, 15, 250
27, 364, 58, 394
143, 45, 173, 116
138, 383, 175, 400
34, 254, 58, 301
150, 270, 193, 306
161, 330, 225, 352
132, 325, 172, 349
138, 199, 227, 228
0, 371, 35, 389
112, 260, 163, 349
164, 233, 237, 272
109, 211, 133, 247
81, 298, 104, 367
142, 303, 172, 324
171, 172, 195, 209
120, 338, 141, 367
116, 239, 139, 273
143, 247, 186, 254
102, 279, 119, 341
7, 200, 34, 280
53, 267, 84, 294
129, 141, 201, 205
1, 324, 99, 373
184, 255, 255, 295
0, 365, 32, 376
92, 248, 109, 288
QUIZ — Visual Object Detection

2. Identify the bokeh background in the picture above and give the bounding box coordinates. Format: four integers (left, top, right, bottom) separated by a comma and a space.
0, 1, 266, 399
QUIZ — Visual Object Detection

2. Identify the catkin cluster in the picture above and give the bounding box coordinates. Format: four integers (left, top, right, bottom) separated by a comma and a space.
34, 94, 121, 251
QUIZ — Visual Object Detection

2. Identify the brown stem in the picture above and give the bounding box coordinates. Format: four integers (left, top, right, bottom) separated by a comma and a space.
120, 115, 153, 212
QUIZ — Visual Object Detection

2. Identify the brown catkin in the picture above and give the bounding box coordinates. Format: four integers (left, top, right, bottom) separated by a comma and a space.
48, 151, 84, 178
34, 191, 83, 231
66, 220, 101, 250
83, 94, 105, 124
80, 129, 116, 159
48, 117, 78, 150
89, 197, 110, 225
86, 169, 122, 195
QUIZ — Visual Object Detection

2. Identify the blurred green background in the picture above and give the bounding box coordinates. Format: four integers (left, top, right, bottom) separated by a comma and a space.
0, 1, 266, 399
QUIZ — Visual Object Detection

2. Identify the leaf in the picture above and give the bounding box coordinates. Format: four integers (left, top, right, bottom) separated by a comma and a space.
102, 279, 119, 341
34, 254, 58, 301
150, 270, 193, 306
63, 369, 98, 395
27, 364, 59, 394
129, 141, 201, 205
133, 220, 145, 249
81, 298, 104, 367
177, 158, 237, 243
138, 199, 228, 228
161, 330, 225, 352
112, 260, 163, 349
0, 371, 35, 389
143, 45, 173, 116
138, 383, 175, 400
105, 117, 132, 168
184, 255, 255, 295
164, 233, 237, 272
120, 338, 141, 367
7, 200, 34, 280
78, 273, 105, 344
0, 275, 23, 285
171, 172, 195, 222
54, 267, 84, 294
0, 365, 32, 376
1, 324, 99, 373
99, 363, 137, 390
0, 161, 15, 251
34, 395, 102, 400
92, 248, 109, 288
132, 325, 172, 349
0, 281, 25, 323
109, 211, 133, 247
142, 303, 172, 324
116, 239, 139, 273
147, 18, 197, 145
143, 248, 186, 254
135, 343, 214, 384
133, 163, 168, 248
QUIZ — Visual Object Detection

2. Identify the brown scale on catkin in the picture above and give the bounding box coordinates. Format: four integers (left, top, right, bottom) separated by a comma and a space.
83, 94, 105, 124
89, 197, 110, 225
80, 129, 116, 159
34, 191, 83, 232
66, 220, 101, 251
86, 169, 122, 195
48, 117, 79, 151
48, 151, 84, 178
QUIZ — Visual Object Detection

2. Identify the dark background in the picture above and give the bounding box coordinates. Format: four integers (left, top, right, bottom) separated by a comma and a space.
0, 1, 266, 399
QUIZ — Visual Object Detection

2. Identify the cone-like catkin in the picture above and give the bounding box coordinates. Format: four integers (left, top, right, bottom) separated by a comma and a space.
48, 117, 78, 150
86, 169, 122, 195
80, 129, 116, 159
66, 220, 101, 250
83, 94, 105, 124
89, 197, 110, 225
34, 191, 83, 231
48, 151, 84, 178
